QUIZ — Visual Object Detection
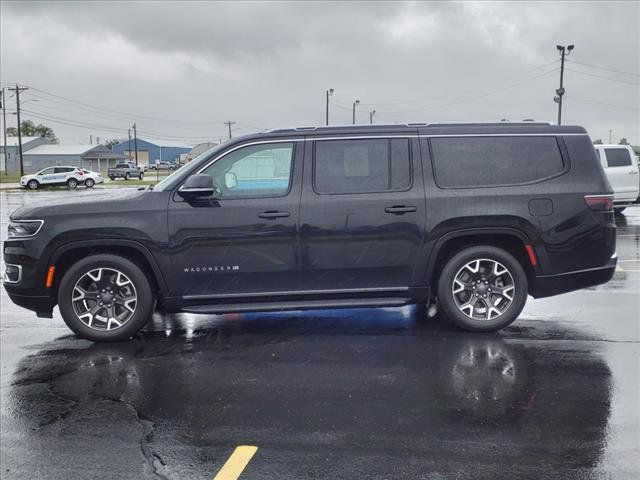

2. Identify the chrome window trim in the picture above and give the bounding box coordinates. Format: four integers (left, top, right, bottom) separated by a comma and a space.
196, 139, 302, 175
8, 219, 44, 239
195, 133, 589, 174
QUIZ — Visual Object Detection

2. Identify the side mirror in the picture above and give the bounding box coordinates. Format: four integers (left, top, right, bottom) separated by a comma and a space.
224, 172, 237, 189
178, 174, 214, 199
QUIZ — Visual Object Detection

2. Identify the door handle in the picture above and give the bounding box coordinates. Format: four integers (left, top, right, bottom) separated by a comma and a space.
258, 210, 291, 219
384, 205, 417, 214
629, 170, 639, 175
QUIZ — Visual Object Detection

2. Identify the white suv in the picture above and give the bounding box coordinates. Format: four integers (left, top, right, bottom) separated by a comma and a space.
20, 166, 87, 190
594, 144, 640, 212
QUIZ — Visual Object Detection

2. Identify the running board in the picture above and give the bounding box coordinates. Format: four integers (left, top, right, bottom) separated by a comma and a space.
181, 297, 411, 315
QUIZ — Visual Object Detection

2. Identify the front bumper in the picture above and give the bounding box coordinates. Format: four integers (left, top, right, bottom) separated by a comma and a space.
530, 254, 617, 298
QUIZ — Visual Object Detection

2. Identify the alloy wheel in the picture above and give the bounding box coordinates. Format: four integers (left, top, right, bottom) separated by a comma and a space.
72, 267, 138, 331
452, 259, 515, 321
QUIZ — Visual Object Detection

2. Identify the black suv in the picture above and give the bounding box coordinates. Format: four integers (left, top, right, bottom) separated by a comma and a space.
3, 123, 616, 341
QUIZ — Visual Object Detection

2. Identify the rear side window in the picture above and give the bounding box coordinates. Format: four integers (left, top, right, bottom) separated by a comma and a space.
430, 136, 565, 188
314, 138, 411, 194
605, 148, 632, 167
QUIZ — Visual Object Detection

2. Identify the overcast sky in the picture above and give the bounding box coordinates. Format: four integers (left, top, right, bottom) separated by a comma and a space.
1, 1, 638, 146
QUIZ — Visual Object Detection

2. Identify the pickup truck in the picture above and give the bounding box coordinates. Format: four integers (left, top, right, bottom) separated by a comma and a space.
107, 162, 144, 181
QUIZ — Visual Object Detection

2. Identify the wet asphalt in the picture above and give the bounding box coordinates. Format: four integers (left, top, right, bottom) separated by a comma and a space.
1, 189, 639, 480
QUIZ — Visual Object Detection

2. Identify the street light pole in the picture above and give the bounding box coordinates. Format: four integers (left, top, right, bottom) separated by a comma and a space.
325, 88, 334, 126
352, 99, 360, 125
554, 44, 574, 125
369, 109, 376, 125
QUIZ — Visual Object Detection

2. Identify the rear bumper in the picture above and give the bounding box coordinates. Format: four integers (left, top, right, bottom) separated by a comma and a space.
530, 255, 617, 298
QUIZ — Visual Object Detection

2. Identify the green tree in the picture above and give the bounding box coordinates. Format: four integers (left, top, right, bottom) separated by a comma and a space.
593, 139, 603, 144
103, 138, 121, 150
6, 120, 56, 140
619, 138, 629, 145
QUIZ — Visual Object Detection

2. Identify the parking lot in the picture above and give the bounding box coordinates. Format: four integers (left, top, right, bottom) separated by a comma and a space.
1, 188, 638, 479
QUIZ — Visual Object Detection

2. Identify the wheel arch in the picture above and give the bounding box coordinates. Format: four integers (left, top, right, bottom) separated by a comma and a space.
49, 240, 168, 297
426, 228, 536, 291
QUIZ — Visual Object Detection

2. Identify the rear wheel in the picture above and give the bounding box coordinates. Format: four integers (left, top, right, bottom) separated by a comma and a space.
58, 254, 155, 342
67, 178, 78, 189
124, 173, 130, 180
139, 172, 144, 180
85, 178, 95, 188
437, 246, 528, 332
27, 179, 39, 190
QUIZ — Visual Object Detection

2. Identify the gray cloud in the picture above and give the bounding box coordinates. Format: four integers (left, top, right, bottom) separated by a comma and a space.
1, 1, 638, 144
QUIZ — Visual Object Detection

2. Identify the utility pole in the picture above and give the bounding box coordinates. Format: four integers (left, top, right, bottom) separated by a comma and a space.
1, 88, 8, 174
352, 99, 360, 125
128, 129, 132, 161
132, 122, 138, 165
554, 44, 574, 125
609, 129, 613, 143
325, 88, 334, 126
225, 121, 236, 139
369, 109, 376, 125
8, 84, 28, 177
89, 134, 93, 144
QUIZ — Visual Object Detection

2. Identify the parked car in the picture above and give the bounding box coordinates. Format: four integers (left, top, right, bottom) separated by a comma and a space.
107, 162, 144, 180
593, 144, 639, 213
149, 161, 178, 171
19, 166, 87, 190
3, 123, 616, 341
80, 169, 104, 188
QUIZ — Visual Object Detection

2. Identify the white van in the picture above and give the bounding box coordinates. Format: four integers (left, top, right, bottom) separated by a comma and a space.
594, 144, 639, 212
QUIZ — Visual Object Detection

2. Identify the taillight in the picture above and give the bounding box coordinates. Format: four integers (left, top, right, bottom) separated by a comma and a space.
584, 195, 613, 212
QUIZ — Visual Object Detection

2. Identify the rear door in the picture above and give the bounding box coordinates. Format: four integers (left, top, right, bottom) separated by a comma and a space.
299, 135, 426, 294
603, 147, 639, 202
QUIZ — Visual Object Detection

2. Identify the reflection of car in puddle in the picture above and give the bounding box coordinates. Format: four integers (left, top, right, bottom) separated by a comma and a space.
9, 317, 612, 476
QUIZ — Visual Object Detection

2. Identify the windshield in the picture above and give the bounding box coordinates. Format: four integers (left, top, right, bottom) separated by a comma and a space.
152, 142, 228, 191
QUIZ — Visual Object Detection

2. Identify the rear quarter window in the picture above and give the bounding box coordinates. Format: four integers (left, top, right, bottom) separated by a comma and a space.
430, 136, 565, 188
605, 148, 632, 167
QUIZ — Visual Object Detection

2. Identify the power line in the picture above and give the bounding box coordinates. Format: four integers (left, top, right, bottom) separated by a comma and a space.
565, 68, 640, 86
566, 96, 640, 111
332, 59, 561, 108
374, 67, 560, 115
566, 59, 640, 78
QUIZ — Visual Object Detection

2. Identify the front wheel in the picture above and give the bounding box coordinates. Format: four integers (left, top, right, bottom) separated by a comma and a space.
58, 254, 155, 342
124, 173, 130, 180
67, 178, 78, 189
139, 172, 144, 180
27, 179, 39, 190
85, 178, 95, 188
437, 246, 528, 332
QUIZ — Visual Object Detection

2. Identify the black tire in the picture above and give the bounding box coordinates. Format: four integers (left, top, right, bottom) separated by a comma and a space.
27, 179, 39, 190
614, 207, 626, 214
437, 246, 528, 332
109, 176, 115, 181
139, 172, 144, 180
124, 173, 130, 180
67, 178, 78, 189
85, 178, 95, 188
58, 254, 155, 342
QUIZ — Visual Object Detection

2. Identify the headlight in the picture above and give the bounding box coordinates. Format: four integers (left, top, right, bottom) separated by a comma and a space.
7, 220, 44, 238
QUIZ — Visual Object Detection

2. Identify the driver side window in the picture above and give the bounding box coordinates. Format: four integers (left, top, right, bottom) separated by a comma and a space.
201, 142, 294, 199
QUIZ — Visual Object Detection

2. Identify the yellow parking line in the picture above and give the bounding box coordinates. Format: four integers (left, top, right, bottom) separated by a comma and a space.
213, 446, 258, 480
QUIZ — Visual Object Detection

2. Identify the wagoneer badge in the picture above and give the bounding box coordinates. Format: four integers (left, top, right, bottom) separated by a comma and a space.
184, 265, 240, 273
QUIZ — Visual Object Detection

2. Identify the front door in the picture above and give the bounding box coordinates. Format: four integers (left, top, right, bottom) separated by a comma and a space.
167, 140, 303, 301
299, 136, 426, 293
